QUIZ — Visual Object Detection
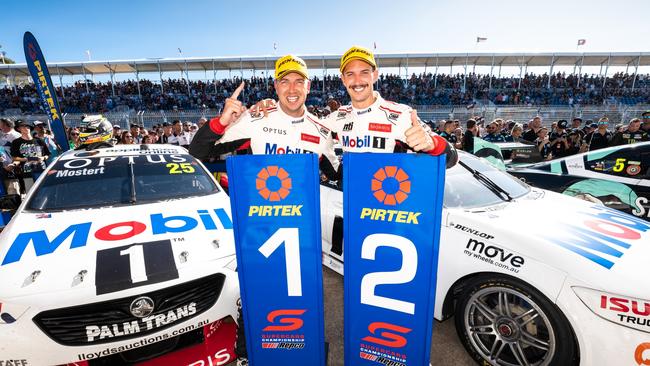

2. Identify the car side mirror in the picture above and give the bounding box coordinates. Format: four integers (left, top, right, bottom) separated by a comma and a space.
0, 194, 21, 211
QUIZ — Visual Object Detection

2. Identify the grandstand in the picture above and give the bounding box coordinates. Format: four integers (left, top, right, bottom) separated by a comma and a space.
1, 52, 649, 126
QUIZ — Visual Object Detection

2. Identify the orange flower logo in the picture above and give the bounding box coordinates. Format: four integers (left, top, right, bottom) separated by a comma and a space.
635, 343, 650, 365
256, 166, 292, 201
371, 166, 411, 206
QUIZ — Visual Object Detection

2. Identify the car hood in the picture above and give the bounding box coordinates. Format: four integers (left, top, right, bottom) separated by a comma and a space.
0, 194, 235, 299
452, 189, 650, 299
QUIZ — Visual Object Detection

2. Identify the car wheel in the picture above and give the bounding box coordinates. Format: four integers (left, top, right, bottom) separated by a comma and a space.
454, 275, 578, 366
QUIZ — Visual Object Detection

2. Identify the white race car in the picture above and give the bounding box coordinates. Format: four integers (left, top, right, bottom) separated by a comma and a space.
0, 145, 241, 366
320, 151, 650, 365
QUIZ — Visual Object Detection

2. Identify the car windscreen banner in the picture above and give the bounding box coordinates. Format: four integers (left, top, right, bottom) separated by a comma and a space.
226, 154, 326, 366
343, 152, 445, 366
23, 31, 69, 152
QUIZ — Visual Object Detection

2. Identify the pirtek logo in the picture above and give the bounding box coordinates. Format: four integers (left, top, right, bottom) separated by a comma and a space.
372, 166, 410, 206
256, 166, 291, 202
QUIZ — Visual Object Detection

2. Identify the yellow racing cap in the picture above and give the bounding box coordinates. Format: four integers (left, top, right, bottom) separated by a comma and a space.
340, 45, 377, 73
275, 54, 309, 80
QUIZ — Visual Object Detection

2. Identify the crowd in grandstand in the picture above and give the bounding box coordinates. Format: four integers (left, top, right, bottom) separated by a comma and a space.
2, 72, 650, 114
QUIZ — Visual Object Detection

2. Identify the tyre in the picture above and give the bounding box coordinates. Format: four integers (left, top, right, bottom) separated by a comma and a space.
454, 275, 578, 366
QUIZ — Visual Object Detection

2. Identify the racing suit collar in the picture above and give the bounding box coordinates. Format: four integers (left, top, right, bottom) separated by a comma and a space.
276, 103, 306, 124
352, 91, 382, 115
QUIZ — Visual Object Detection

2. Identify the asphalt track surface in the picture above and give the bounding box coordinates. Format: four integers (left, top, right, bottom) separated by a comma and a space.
321, 266, 476, 366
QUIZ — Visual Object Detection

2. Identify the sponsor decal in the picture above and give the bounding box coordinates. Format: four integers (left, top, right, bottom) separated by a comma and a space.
343, 122, 354, 131
262, 127, 287, 135
450, 223, 494, 240
633, 197, 649, 218
249, 166, 302, 217
356, 108, 371, 115
463, 239, 524, 273
77, 318, 210, 361
0, 360, 28, 366
261, 309, 307, 350
85, 303, 197, 342
35, 213, 51, 219
300, 133, 320, 144
627, 165, 641, 176
130, 296, 155, 318
49, 167, 105, 178
574, 287, 650, 334
264, 143, 312, 155
1, 208, 233, 266
636, 343, 650, 366
341, 135, 387, 149
359, 322, 409, 366
379, 106, 402, 123
369, 123, 392, 133
543, 205, 649, 269
359, 167, 421, 224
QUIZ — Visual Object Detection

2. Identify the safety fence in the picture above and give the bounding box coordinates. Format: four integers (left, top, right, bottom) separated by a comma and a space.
2, 104, 649, 129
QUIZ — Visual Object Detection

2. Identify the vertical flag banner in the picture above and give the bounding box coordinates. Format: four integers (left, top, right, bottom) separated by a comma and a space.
23, 32, 69, 152
227, 154, 326, 366
344, 153, 446, 366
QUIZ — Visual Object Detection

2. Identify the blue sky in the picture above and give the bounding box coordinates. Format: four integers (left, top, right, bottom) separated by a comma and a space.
2, 0, 649, 64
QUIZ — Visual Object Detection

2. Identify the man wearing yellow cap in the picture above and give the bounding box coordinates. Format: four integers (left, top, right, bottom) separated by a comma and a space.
327, 46, 456, 165
190, 54, 339, 180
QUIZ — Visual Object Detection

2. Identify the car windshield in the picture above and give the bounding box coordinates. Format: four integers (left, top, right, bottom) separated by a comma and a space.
444, 152, 530, 209
27, 153, 218, 211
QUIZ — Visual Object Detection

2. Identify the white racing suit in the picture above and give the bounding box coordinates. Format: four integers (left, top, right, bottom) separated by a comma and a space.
324, 92, 457, 167
189, 106, 340, 180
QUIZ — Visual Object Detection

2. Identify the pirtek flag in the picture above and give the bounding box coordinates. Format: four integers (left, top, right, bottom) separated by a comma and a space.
23, 32, 69, 152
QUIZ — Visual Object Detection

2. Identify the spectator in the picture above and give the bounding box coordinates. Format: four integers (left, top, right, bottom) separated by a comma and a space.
439, 120, 460, 148
68, 128, 81, 149
120, 130, 135, 144
130, 123, 143, 144
10, 120, 50, 185
142, 135, 153, 144
159, 122, 173, 144
549, 120, 570, 158
463, 119, 478, 152
566, 129, 582, 155
534, 127, 552, 160
110, 125, 121, 139
506, 124, 524, 142
483, 120, 507, 143
610, 118, 648, 146
522, 116, 542, 142
33, 121, 60, 164
584, 117, 612, 151
0, 118, 20, 147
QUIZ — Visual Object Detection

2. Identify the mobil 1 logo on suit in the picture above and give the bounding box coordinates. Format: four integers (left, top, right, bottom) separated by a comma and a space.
226, 154, 326, 366
343, 153, 446, 366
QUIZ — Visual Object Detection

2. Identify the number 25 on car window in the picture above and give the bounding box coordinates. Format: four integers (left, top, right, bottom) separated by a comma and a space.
167, 163, 195, 174
613, 158, 626, 173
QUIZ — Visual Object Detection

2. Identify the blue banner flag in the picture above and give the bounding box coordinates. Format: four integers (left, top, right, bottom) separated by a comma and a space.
226, 154, 326, 366
343, 153, 445, 366
23, 32, 69, 152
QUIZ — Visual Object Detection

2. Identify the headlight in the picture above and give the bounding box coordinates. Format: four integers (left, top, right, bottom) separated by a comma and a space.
573, 287, 650, 333
0, 301, 30, 324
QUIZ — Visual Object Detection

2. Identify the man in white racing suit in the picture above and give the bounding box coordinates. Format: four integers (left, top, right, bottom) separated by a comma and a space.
326, 46, 456, 166
189, 54, 340, 180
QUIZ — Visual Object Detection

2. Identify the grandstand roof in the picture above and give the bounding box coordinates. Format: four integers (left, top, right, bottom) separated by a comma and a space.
2, 52, 650, 78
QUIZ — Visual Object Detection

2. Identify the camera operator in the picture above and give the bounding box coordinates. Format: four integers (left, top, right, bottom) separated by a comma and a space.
549, 119, 570, 158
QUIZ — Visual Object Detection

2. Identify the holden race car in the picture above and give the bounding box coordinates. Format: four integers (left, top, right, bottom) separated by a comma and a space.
320, 151, 650, 365
0, 145, 241, 366
507, 141, 650, 222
